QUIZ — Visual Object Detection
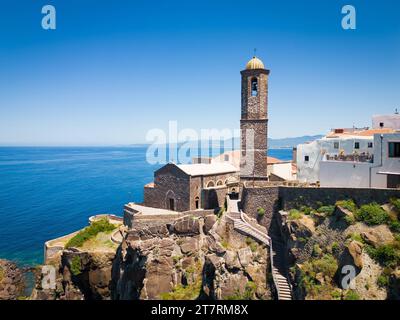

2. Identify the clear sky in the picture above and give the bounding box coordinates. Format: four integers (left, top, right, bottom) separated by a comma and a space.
0, 0, 399, 146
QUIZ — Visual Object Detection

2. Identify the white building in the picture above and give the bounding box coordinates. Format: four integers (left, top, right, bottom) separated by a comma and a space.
297, 113, 400, 188
297, 128, 379, 184
320, 133, 400, 188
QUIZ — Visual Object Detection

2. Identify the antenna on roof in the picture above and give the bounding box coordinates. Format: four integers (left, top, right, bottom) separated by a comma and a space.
253, 48, 257, 57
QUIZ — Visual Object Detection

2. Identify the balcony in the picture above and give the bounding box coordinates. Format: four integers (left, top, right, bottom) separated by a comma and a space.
325, 153, 373, 163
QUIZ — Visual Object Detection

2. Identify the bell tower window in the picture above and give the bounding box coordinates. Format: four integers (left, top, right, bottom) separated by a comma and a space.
251, 77, 258, 97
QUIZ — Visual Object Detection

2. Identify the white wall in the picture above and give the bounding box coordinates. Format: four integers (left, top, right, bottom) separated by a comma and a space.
320, 161, 371, 188
268, 162, 295, 181
297, 136, 373, 183
372, 114, 400, 130
371, 133, 400, 188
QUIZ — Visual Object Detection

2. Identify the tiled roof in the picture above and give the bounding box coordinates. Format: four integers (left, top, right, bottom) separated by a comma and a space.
326, 128, 394, 138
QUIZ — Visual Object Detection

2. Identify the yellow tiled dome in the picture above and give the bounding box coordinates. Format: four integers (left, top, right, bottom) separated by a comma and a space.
245, 56, 265, 70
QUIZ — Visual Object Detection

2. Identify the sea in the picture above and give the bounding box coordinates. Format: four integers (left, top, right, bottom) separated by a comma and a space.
0, 147, 292, 267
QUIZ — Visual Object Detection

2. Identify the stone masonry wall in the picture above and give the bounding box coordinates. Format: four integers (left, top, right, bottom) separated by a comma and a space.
279, 186, 400, 210
240, 186, 400, 232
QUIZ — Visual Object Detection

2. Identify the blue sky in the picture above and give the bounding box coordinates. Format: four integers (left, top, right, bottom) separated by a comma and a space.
0, 0, 399, 145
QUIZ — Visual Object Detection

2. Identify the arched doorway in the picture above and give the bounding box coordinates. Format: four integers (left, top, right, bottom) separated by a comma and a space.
165, 190, 176, 211
194, 196, 200, 209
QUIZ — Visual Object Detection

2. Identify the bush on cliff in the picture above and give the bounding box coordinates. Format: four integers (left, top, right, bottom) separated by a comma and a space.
390, 198, 400, 213
257, 207, 265, 218
366, 241, 400, 268
317, 205, 335, 216
288, 209, 302, 220
65, 218, 116, 248
355, 203, 389, 226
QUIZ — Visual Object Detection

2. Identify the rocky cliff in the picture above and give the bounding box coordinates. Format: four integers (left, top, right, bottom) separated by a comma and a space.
0, 259, 26, 300
111, 214, 271, 300
281, 200, 400, 300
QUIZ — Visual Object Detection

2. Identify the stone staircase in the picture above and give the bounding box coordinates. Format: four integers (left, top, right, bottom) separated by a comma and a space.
226, 197, 292, 300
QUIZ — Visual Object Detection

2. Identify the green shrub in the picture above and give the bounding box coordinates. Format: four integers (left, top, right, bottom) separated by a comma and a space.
300, 206, 313, 215
70, 256, 82, 276
344, 214, 356, 225
355, 203, 389, 226
377, 274, 390, 287
65, 218, 116, 248
302, 254, 338, 279
390, 220, 400, 233
160, 279, 202, 300
366, 243, 400, 268
288, 209, 303, 220
317, 205, 335, 216
344, 290, 360, 300
349, 233, 364, 243
331, 289, 342, 300
331, 242, 340, 253
246, 237, 258, 252
336, 200, 357, 213
257, 207, 265, 218
390, 198, 400, 212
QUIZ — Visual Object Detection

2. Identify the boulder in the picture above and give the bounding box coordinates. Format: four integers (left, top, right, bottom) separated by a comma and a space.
347, 240, 363, 269
238, 247, 253, 268
179, 237, 199, 254
361, 225, 394, 248
173, 216, 200, 235
288, 215, 315, 239
203, 215, 217, 234
224, 251, 241, 270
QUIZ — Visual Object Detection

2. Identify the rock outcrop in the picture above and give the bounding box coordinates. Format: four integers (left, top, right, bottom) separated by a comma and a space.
0, 259, 25, 300
111, 214, 271, 300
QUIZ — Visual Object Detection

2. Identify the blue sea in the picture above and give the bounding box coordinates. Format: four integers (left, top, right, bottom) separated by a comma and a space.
0, 147, 292, 266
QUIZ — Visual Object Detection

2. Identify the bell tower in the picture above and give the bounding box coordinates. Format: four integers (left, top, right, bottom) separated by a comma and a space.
240, 56, 270, 182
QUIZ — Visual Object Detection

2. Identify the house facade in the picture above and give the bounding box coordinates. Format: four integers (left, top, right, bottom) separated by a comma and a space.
319, 133, 400, 188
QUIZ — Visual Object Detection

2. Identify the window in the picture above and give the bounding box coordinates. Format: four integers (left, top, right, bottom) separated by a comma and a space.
379, 122, 384, 128
217, 180, 223, 186
389, 142, 400, 158
224, 154, 229, 161
304, 155, 309, 162
333, 142, 339, 149
354, 142, 360, 149
194, 196, 200, 209
251, 77, 258, 97
206, 181, 215, 188
368, 142, 373, 148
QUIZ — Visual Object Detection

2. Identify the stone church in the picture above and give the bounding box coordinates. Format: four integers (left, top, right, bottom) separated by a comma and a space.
143, 56, 271, 212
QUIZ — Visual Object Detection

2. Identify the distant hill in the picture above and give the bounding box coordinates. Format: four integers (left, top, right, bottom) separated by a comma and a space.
268, 135, 323, 148
136, 135, 323, 149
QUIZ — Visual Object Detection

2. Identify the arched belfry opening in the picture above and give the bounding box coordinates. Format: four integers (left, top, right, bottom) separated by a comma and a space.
251, 77, 258, 96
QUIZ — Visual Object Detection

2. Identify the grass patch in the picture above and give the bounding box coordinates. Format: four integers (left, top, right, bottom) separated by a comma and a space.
70, 256, 82, 276
246, 237, 258, 252
344, 290, 360, 300
65, 218, 116, 248
348, 233, 364, 244
160, 279, 202, 300
288, 209, 303, 220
